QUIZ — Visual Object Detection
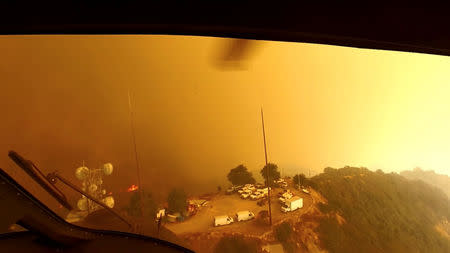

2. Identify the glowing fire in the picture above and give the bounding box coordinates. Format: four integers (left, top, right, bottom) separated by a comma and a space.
127, 184, 139, 192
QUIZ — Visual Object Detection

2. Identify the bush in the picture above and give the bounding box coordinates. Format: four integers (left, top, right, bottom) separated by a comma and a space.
227, 164, 256, 186
214, 235, 258, 253
311, 166, 450, 253
126, 190, 157, 218
167, 188, 187, 214
275, 222, 293, 243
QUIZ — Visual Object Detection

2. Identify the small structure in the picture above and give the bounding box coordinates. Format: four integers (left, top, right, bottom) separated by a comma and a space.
156, 208, 166, 219
262, 243, 284, 253
167, 212, 182, 223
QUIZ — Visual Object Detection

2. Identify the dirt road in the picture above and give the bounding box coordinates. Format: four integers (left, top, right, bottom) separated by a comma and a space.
165, 187, 313, 236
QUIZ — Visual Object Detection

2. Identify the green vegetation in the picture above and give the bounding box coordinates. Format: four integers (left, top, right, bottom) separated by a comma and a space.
311, 166, 450, 253
214, 235, 258, 253
260, 163, 281, 186
125, 190, 158, 218
274, 222, 295, 253
275, 222, 292, 242
227, 164, 256, 186
293, 173, 306, 187
401, 167, 450, 198
167, 188, 187, 214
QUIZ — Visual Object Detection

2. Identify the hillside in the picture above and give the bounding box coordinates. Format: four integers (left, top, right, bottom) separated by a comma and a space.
400, 168, 450, 198
309, 167, 450, 253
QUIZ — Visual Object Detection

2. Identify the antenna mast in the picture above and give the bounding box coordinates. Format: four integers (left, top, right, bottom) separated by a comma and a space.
128, 90, 145, 221
261, 107, 272, 226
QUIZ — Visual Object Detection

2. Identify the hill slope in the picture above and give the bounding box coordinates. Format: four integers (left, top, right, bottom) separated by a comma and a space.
309, 167, 449, 253
400, 168, 450, 198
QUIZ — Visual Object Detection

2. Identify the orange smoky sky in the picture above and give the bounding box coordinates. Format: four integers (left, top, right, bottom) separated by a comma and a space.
0, 35, 449, 206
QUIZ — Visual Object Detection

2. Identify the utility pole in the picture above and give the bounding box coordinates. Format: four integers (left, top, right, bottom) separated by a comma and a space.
128, 90, 145, 223
261, 107, 272, 226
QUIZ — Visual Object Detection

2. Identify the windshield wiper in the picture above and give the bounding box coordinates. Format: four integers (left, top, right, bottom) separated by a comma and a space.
8, 151, 72, 210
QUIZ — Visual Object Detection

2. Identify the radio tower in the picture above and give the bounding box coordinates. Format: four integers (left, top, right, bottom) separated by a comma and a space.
128, 90, 145, 222
261, 107, 272, 226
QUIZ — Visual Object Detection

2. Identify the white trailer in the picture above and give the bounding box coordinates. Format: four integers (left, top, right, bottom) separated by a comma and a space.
214, 215, 234, 227
281, 196, 303, 213
236, 211, 255, 221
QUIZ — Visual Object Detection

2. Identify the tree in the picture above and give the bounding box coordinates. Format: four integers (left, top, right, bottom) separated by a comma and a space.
167, 188, 187, 214
227, 164, 256, 186
214, 235, 258, 253
257, 210, 270, 225
126, 190, 158, 219
293, 173, 306, 187
275, 222, 293, 243
324, 167, 337, 174
260, 163, 281, 186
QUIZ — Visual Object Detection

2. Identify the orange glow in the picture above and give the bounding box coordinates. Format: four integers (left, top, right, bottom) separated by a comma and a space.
127, 184, 139, 192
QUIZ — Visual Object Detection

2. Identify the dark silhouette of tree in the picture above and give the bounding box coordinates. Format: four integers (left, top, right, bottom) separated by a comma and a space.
227, 164, 256, 186
275, 222, 293, 243
214, 235, 258, 253
126, 190, 157, 219
260, 163, 281, 186
257, 210, 270, 225
167, 188, 187, 214
293, 173, 306, 187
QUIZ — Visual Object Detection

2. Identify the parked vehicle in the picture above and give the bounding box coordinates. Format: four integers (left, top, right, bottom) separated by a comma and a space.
214, 215, 234, 226
225, 187, 235, 195
236, 211, 255, 221
241, 193, 250, 199
257, 187, 269, 194
250, 192, 262, 200
302, 188, 310, 194
255, 183, 265, 189
279, 191, 293, 203
281, 196, 303, 212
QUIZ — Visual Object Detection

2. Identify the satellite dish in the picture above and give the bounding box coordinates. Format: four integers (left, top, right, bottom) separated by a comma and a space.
77, 198, 88, 211
88, 184, 98, 192
103, 196, 115, 208
103, 163, 113, 175
75, 166, 89, 180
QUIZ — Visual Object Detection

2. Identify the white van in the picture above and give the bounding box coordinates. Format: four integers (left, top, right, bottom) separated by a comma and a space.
236, 211, 255, 221
214, 215, 234, 226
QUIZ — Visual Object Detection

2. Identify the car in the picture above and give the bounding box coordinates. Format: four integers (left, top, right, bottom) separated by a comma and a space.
225, 187, 235, 195
241, 193, 250, 199
250, 193, 262, 200
255, 183, 265, 189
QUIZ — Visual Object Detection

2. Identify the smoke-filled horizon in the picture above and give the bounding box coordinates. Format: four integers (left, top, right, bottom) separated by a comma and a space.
0, 35, 449, 210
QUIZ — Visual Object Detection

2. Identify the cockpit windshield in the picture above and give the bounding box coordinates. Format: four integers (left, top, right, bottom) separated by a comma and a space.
1, 35, 449, 253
